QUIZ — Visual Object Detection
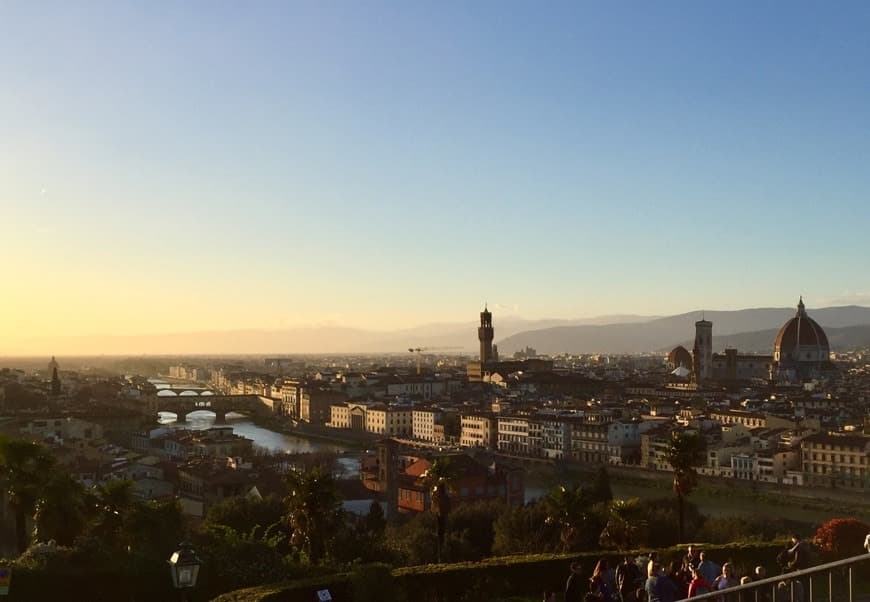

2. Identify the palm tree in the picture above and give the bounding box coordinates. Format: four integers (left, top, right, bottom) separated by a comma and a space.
285, 466, 341, 563
33, 473, 92, 546
421, 458, 455, 562
543, 484, 592, 552
599, 497, 648, 550
91, 479, 137, 548
0, 436, 56, 553
666, 431, 706, 543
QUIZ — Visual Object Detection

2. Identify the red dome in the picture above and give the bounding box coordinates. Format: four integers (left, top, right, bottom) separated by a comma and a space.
668, 345, 693, 368
774, 298, 829, 355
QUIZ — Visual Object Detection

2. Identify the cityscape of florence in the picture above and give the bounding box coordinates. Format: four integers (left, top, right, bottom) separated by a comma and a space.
2, 2, 870, 601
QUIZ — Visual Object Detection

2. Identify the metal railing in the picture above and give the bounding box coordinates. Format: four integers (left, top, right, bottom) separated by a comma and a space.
677, 553, 870, 602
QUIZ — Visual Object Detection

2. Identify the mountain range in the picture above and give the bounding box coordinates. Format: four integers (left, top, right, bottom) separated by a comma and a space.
497, 306, 870, 355
4, 307, 870, 356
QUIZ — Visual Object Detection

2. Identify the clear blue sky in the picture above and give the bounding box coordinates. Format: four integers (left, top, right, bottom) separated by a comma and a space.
1, 1, 869, 343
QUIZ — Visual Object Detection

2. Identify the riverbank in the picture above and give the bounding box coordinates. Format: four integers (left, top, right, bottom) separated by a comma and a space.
248, 415, 374, 450
523, 461, 870, 526
224, 417, 870, 527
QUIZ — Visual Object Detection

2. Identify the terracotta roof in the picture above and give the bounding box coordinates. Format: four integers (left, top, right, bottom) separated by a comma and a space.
802, 432, 870, 448
404, 458, 432, 477
668, 346, 693, 367
774, 299, 830, 352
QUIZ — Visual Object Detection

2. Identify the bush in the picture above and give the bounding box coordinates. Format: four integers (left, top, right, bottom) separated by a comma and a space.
814, 517, 870, 560
351, 563, 394, 602
635, 497, 703, 547
700, 515, 804, 544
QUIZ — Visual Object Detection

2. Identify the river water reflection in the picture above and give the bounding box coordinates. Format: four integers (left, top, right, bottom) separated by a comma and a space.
157, 411, 359, 477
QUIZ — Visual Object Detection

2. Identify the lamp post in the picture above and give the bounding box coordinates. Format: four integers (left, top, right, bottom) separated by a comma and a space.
168, 541, 201, 601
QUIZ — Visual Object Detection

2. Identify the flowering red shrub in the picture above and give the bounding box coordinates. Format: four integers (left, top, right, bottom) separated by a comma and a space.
814, 518, 870, 559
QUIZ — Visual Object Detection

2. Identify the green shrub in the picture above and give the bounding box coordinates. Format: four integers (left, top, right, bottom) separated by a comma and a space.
351, 563, 394, 602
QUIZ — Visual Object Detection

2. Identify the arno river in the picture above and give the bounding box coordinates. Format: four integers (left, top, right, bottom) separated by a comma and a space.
149, 381, 543, 503
155, 411, 360, 478
149, 377, 357, 473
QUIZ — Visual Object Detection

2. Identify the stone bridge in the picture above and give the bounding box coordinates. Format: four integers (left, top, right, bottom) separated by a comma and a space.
145, 394, 276, 423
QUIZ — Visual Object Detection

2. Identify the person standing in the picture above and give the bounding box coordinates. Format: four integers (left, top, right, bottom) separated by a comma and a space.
667, 560, 689, 600
646, 563, 678, 602
713, 563, 740, 602
687, 567, 712, 597
786, 533, 812, 597
787, 534, 812, 570
590, 559, 613, 602
566, 562, 585, 602
697, 551, 720, 586
617, 555, 642, 602
684, 545, 699, 571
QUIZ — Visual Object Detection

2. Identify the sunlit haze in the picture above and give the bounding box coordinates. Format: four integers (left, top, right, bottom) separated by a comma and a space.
2, 2, 869, 353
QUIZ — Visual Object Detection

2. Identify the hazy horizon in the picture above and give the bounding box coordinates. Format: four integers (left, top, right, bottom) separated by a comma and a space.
3, 302, 870, 356
2, 2, 868, 352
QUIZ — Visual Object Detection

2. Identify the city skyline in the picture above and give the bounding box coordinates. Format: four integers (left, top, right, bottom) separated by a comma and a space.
2, 2, 869, 350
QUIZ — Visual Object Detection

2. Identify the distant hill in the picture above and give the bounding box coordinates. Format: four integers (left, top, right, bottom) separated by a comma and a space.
668, 324, 870, 354
2, 314, 658, 356
497, 306, 870, 355
7, 307, 868, 356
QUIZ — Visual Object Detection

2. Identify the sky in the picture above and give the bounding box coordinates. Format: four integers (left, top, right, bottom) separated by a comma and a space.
1, 2, 869, 350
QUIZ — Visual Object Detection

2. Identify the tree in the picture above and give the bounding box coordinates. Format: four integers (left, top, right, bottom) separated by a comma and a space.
492, 503, 557, 556
365, 500, 386, 536
444, 499, 505, 560
90, 479, 137, 549
124, 499, 187, 564
33, 473, 92, 546
599, 498, 648, 550
284, 466, 342, 563
206, 495, 286, 537
543, 484, 604, 552
0, 436, 56, 553
666, 431, 706, 543
196, 522, 297, 597
384, 512, 439, 565
421, 458, 456, 562
591, 466, 614, 504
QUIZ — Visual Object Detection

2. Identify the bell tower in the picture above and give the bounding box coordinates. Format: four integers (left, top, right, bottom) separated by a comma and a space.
693, 315, 713, 383
478, 305, 494, 364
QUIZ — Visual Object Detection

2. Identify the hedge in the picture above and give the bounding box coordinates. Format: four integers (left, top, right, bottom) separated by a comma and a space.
213, 541, 788, 602
0, 565, 177, 602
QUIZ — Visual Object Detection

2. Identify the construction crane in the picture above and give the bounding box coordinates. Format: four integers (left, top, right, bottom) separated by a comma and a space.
407, 346, 461, 375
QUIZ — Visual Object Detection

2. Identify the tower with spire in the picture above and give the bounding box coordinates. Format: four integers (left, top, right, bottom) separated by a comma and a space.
693, 314, 713, 383
478, 304, 495, 364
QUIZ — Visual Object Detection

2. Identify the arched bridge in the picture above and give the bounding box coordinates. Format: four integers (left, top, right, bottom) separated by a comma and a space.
145, 394, 276, 423
155, 388, 215, 397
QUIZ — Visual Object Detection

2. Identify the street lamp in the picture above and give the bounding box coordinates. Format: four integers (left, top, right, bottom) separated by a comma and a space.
168, 541, 201, 600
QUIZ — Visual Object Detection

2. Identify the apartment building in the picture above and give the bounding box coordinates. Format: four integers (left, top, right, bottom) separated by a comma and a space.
497, 415, 530, 456
300, 388, 348, 425
801, 432, 870, 490
460, 413, 496, 449
412, 408, 440, 442
365, 405, 413, 437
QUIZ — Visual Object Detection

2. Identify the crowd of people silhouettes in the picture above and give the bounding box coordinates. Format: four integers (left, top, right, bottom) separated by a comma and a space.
557, 531, 870, 602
